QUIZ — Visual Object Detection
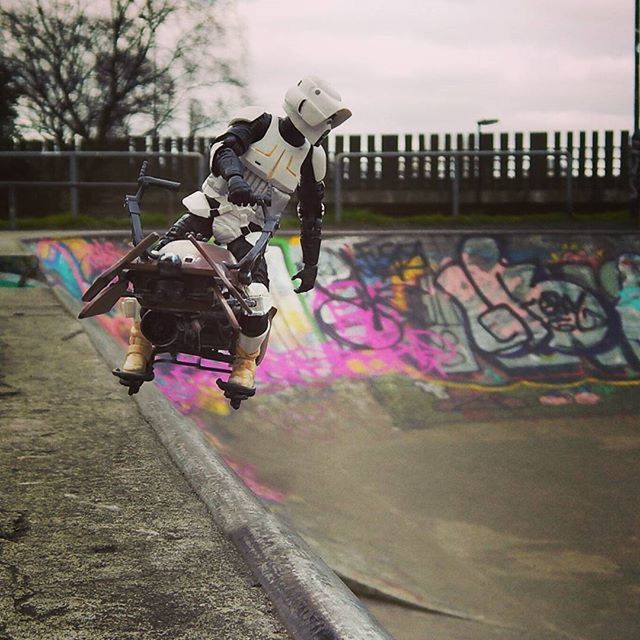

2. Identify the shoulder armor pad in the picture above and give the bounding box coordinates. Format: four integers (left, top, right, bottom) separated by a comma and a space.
311, 146, 327, 181
182, 191, 213, 219
228, 106, 267, 125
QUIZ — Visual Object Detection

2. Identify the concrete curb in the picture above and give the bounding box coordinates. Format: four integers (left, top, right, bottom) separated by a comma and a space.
48, 280, 393, 640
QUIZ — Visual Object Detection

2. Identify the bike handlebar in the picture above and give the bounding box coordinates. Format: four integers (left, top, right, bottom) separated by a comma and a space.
139, 175, 181, 192
137, 160, 181, 192
128, 161, 181, 247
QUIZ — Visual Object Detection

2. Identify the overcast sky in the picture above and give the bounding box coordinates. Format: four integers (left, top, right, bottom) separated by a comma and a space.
235, 0, 634, 137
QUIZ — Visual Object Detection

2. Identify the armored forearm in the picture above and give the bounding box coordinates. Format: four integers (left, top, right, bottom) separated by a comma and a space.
297, 170, 325, 267
211, 115, 271, 179
214, 145, 246, 181
211, 118, 270, 206
292, 178, 324, 293
298, 211, 322, 267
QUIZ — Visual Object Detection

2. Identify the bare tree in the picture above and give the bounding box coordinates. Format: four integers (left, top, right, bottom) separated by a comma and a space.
165, 0, 250, 136
0, 0, 246, 146
0, 57, 21, 146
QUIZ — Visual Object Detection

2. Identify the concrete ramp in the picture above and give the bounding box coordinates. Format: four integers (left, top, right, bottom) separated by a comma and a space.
35, 231, 640, 640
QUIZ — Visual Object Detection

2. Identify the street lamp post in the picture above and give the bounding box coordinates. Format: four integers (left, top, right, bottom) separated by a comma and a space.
476, 118, 499, 208
635, 0, 639, 132
631, 1, 639, 222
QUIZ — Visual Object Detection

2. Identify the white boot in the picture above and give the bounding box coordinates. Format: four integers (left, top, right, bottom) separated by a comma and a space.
121, 322, 153, 374
228, 328, 269, 390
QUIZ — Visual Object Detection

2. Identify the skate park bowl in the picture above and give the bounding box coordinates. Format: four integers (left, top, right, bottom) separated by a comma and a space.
33, 230, 640, 640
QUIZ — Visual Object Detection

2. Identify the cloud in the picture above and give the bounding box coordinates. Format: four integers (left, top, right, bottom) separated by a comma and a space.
237, 0, 634, 134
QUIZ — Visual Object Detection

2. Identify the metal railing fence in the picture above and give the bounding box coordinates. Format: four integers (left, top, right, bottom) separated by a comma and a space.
0, 150, 207, 229
2, 148, 576, 228
333, 149, 574, 222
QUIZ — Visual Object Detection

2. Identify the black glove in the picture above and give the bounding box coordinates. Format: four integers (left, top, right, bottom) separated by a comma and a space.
292, 264, 318, 294
152, 213, 212, 255
227, 175, 255, 206
153, 235, 172, 252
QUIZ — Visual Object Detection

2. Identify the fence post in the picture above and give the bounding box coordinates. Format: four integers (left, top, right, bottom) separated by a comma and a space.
451, 154, 460, 218
565, 151, 574, 218
499, 133, 509, 185
578, 131, 587, 181
198, 153, 207, 185
553, 132, 562, 186
529, 132, 547, 191
381, 135, 399, 188
604, 130, 614, 186
9, 186, 17, 230
69, 153, 79, 220
591, 131, 600, 204
335, 153, 343, 224
349, 135, 362, 187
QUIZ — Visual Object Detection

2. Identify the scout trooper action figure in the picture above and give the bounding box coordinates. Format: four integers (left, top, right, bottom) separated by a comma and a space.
120, 75, 351, 396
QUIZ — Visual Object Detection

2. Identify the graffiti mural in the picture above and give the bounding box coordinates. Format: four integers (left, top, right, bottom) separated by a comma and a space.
34, 233, 640, 435
435, 236, 636, 377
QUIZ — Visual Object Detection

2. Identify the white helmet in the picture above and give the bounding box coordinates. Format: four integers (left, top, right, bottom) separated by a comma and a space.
283, 76, 352, 145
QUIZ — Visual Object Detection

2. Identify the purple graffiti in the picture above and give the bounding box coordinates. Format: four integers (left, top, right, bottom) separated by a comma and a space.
436, 237, 618, 358
35, 235, 640, 399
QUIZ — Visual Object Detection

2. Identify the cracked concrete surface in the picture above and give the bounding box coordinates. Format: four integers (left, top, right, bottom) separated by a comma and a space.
0, 287, 290, 640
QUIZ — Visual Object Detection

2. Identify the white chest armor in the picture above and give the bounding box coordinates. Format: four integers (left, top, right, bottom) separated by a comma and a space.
240, 117, 311, 194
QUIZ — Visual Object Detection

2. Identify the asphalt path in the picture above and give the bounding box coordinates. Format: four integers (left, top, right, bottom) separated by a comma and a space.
0, 286, 289, 640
